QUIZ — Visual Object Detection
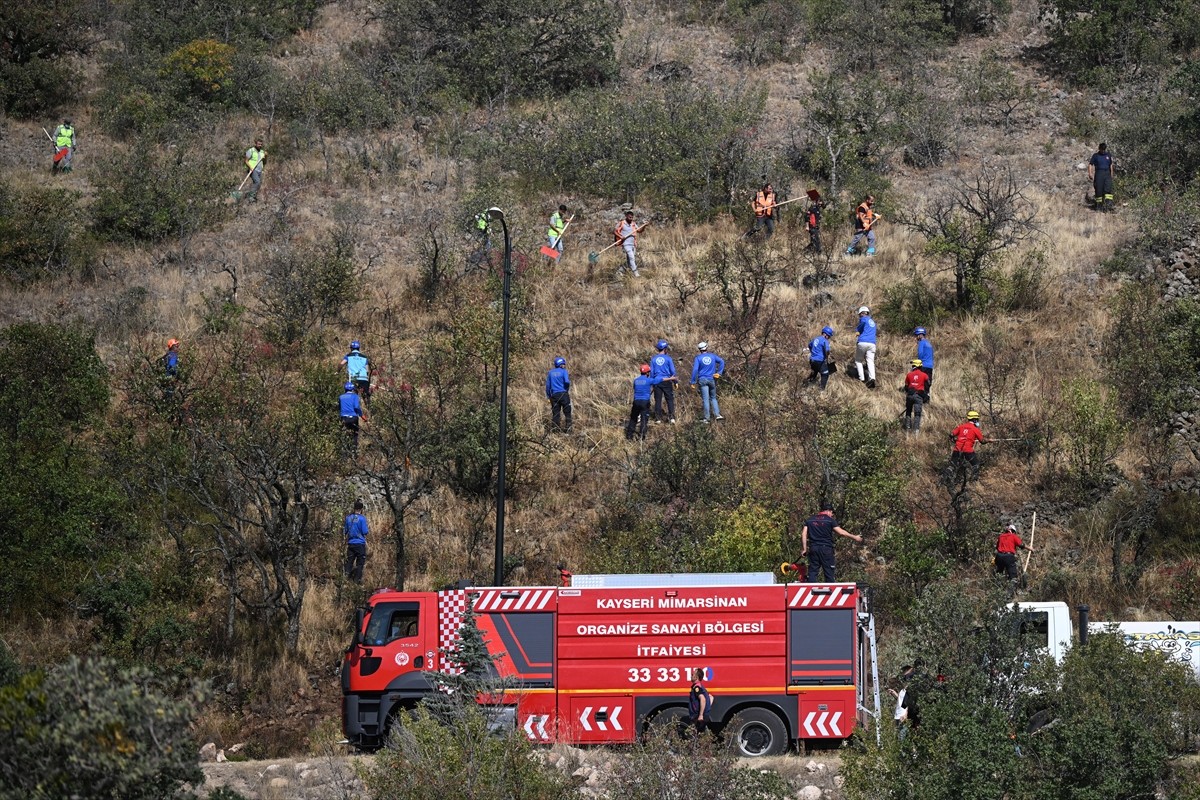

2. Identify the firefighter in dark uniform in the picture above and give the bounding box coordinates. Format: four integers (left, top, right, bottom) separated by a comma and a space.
800, 503, 862, 582
994, 523, 1033, 581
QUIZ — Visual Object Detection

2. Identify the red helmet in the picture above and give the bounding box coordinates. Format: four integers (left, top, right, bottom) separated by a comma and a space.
167, 338, 180, 349
640, 364, 651, 375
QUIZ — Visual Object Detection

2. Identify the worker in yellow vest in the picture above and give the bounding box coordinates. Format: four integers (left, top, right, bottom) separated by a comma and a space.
52, 119, 75, 173
244, 137, 266, 202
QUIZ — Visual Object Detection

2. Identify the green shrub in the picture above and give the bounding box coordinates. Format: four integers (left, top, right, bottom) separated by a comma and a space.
279, 58, 396, 134
91, 140, 229, 244
1052, 377, 1125, 489
160, 38, 236, 102
508, 82, 765, 219
703, 498, 787, 572
379, 0, 620, 104
0, 181, 95, 284
0, 657, 202, 800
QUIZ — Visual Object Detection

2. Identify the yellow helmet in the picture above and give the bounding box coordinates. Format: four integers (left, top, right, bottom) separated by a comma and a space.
966, 410, 981, 420
911, 359, 923, 367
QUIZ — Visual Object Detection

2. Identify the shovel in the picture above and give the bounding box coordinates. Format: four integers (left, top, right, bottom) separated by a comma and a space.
540, 214, 575, 259
589, 221, 650, 264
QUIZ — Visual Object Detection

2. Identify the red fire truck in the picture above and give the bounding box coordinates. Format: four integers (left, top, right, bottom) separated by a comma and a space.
341, 572, 881, 756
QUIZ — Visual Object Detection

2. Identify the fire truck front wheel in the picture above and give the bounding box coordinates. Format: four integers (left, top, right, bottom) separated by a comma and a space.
729, 708, 789, 757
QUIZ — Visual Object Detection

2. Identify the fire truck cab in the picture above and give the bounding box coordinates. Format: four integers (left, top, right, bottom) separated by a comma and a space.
342, 572, 880, 756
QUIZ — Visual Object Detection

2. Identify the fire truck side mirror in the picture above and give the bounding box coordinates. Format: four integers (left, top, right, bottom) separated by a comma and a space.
352, 608, 365, 648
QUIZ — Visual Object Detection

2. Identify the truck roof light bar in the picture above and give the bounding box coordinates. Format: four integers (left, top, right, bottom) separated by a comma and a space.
570, 572, 777, 588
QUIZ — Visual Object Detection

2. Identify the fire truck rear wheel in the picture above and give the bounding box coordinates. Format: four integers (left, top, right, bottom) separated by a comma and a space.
730, 708, 788, 757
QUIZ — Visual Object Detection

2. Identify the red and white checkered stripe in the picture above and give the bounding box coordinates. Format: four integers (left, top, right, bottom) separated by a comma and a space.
788, 585, 857, 608
438, 590, 469, 674
471, 588, 556, 612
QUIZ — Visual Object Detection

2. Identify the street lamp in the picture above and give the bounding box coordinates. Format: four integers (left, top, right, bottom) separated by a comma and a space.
487, 206, 511, 587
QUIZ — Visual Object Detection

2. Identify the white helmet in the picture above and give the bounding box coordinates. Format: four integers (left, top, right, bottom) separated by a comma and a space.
697, 342, 708, 351
858, 306, 870, 314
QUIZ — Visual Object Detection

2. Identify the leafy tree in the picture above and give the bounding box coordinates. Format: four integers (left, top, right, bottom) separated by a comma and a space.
0, 2, 90, 116
0, 324, 129, 617
903, 169, 1040, 308
843, 584, 1200, 800
1039, 0, 1200, 87
794, 70, 899, 193
1052, 377, 1125, 490
0, 656, 202, 800
379, 0, 620, 104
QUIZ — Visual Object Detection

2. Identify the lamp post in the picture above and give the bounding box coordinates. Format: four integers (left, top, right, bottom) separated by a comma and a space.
487, 207, 511, 587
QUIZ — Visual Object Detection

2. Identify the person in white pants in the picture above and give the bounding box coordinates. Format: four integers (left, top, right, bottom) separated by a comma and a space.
854, 306, 877, 389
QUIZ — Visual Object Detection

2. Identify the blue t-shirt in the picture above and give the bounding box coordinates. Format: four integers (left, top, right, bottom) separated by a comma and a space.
339, 390, 362, 418
808, 336, 830, 362
1090, 152, 1113, 172
691, 353, 724, 382
917, 339, 934, 369
856, 316, 877, 344
650, 354, 676, 382
344, 512, 368, 545
164, 351, 179, 376
546, 367, 570, 396
633, 375, 656, 401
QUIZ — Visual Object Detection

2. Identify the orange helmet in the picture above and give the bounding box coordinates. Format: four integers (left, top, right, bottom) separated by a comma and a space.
640, 364, 651, 374
167, 338, 180, 349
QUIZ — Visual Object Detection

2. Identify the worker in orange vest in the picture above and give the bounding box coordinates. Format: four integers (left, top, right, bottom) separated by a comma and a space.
846, 195, 880, 256
751, 182, 778, 238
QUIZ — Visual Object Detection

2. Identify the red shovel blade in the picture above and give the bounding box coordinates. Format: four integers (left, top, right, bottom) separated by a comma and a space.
540, 245, 560, 259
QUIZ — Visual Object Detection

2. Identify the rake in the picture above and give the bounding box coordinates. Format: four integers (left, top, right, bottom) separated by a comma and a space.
588, 221, 650, 264
540, 213, 575, 259
229, 169, 254, 201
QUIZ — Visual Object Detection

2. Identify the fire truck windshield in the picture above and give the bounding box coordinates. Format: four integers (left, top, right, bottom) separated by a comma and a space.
363, 602, 420, 646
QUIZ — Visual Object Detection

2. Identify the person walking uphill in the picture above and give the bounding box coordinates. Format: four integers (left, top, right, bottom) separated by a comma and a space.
855, 306, 877, 389
625, 364, 657, 441
846, 195, 880, 256
751, 182, 778, 239
902, 359, 930, 434
805, 191, 823, 253
806, 326, 835, 390
994, 523, 1033, 582
344, 499, 369, 583
650, 339, 678, 423
1089, 142, 1115, 212
690, 342, 725, 423
801, 503, 862, 582
914, 327, 934, 396
949, 410, 993, 483
546, 356, 573, 432
162, 338, 181, 400
51, 119, 75, 173
614, 211, 647, 278
244, 137, 266, 202
341, 340, 371, 401
339, 382, 367, 454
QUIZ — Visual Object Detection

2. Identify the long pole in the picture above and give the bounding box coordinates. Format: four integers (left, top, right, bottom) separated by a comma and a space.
493, 211, 512, 586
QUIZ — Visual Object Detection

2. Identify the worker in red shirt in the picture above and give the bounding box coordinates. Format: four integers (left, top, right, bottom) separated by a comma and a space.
949, 410, 993, 482
902, 359, 930, 434
994, 523, 1033, 581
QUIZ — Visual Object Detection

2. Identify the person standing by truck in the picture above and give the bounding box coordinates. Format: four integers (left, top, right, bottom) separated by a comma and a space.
688, 667, 712, 733
994, 523, 1033, 581
800, 503, 863, 582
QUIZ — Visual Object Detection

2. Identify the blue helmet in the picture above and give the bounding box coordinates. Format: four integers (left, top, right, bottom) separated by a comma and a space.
344, 382, 355, 391
656, 339, 669, 351
913, 327, 926, 336
350, 340, 361, 350
554, 357, 566, 368
822, 326, 834, 336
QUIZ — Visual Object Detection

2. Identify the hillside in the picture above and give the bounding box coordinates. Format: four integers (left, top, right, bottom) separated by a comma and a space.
2, 0, 1200, 792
